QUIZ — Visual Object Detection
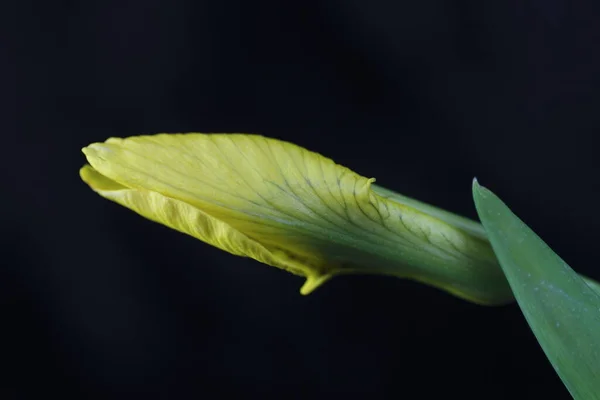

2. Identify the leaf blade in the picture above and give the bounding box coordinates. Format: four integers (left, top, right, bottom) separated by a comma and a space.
473, 180, 600, 400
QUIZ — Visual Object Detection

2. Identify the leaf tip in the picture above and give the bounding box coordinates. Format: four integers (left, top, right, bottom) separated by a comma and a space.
472, 177, 493, 203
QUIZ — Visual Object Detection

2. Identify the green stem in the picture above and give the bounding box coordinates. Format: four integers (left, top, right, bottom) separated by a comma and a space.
372, 184, 600, 299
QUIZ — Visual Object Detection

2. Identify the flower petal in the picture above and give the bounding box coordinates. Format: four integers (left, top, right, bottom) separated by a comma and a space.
80, 164, 329, 293
81, 134, 510, 303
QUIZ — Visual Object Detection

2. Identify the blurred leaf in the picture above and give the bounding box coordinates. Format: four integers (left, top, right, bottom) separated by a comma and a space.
473, 180, 600, 400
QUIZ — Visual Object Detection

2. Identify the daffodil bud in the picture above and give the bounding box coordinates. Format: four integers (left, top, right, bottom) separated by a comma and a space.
81, 134, 511, 304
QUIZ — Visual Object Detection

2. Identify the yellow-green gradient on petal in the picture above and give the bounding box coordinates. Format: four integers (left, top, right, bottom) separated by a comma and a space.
80, 133, 511, 304
80, 164, 329, 294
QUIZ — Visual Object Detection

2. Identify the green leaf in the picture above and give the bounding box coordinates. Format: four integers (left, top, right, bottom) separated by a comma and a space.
473, 180, 600, 400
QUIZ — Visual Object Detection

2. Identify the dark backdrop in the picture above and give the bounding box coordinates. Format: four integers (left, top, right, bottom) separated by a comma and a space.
8, 1, 600, 398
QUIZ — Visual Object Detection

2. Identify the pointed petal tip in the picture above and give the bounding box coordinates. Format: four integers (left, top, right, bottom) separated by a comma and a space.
79, 164, 102, 188
79, 164, 127, 191
79, 164, 91, 181
82, 140, 123, 161
299, 273, 333, 295
81, 144, 96, 158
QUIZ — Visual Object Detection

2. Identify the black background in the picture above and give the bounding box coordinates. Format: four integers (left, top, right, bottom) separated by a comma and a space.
9, 1, 600, 398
